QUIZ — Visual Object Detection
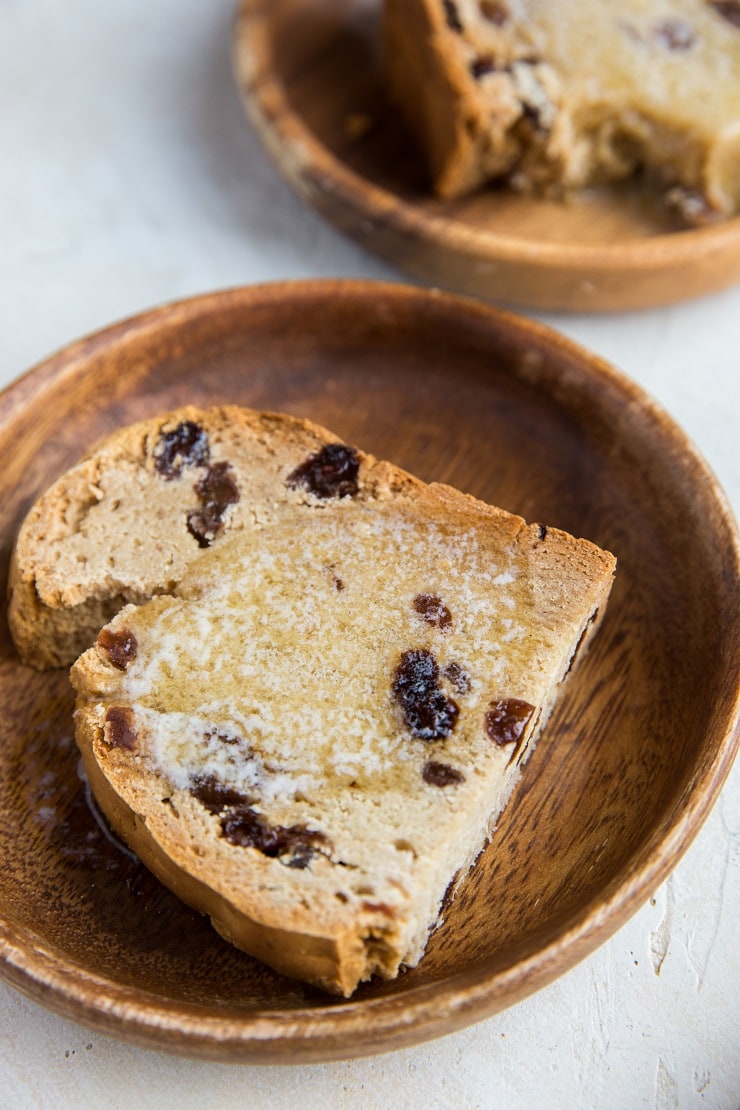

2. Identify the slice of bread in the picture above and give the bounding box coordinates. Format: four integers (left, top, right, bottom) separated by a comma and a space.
71, 471, 615, 995
383, 0, 740, 222
9, 405, 392, 668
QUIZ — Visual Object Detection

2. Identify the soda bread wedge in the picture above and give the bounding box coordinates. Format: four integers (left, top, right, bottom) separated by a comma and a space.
71, 477, 615, 995
8, 405, 391, 668
383, 0, 740, 222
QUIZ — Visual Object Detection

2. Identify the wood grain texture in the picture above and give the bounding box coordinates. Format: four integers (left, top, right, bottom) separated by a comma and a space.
0, 280, 738, 1061
232, 0, 740, 313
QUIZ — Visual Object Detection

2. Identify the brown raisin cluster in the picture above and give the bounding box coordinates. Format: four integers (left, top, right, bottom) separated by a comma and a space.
393, 649, 459, 741
97, 627, 138, 670
153, 421, 240, 547
287, 443, 360, 499
423, 761, 465, 787
485, 698, 535, 751
154, 420, 210, 479
191, 775, 327, 868
396, 588, 469, 784
186, 462, 240, 547
104, 706, 137, 750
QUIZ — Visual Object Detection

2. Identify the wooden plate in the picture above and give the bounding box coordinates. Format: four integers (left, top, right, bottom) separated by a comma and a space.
0, 281, 738, 1062
233, 0, 740, 313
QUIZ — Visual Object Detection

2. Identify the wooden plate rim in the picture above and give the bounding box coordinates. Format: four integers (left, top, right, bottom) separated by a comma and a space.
0, 279, 738, 1061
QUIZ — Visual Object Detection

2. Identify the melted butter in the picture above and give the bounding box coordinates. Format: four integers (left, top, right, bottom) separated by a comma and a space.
118, 509, 541, 800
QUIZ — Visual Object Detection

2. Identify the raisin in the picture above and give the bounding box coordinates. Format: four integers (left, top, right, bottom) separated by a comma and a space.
443, 0, 463, 31
471, 56, 498, 78
480, 0, 510, 23
485, 698, 535, 746
221, 806, 276, 850
537, 523, 548, 541
104, 706, 137, 751
287, 443, 360, 499
423, 761, 465, 787
653, 17, 696, 49
154, 421, 209, 479
220, 803, 326, 866
191, 775, 249, 814
393, 649, 459, 740
97, 626, 137, 670
444, 661, 471, 694
710, 1, 740, 28
413, 592, 452, 630
187, 461, 240, 547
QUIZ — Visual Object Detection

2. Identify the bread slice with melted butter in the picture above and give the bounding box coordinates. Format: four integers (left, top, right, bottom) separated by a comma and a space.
71, 477, 614, 995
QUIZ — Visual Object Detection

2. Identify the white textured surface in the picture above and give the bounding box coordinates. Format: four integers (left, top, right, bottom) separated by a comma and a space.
0, 2, 738, 1107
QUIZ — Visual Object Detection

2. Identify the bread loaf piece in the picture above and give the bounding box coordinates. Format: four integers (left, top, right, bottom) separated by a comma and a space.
9, 406, 388, 668
71, 471, 615, 995
383, 0, 740, 222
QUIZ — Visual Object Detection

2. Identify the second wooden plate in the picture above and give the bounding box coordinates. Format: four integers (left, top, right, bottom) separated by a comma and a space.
233, 0, 740, 313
